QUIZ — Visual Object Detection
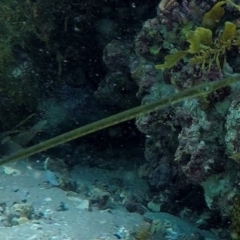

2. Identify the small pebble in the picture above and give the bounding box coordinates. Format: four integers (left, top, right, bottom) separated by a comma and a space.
44, 197, 52, 202
30, 224, 42, 230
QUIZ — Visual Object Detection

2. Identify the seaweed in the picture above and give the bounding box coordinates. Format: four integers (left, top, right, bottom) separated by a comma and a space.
155, 0, 240, 71
201, 1, 226, 29
155, 51, 187, 70
155, 21, 239, 70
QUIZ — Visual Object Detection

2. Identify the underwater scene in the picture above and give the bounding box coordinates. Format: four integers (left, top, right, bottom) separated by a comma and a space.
1, 0, 240, 239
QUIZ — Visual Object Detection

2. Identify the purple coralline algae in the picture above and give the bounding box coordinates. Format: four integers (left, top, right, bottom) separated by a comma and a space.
157, 0, 216, 26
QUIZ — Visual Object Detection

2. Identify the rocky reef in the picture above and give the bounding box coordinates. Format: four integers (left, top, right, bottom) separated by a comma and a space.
99, 0, 240, 238
2, 0, 240, 239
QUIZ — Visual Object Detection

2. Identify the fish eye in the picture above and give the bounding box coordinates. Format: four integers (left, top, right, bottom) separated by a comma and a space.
201, 85, 211, 92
